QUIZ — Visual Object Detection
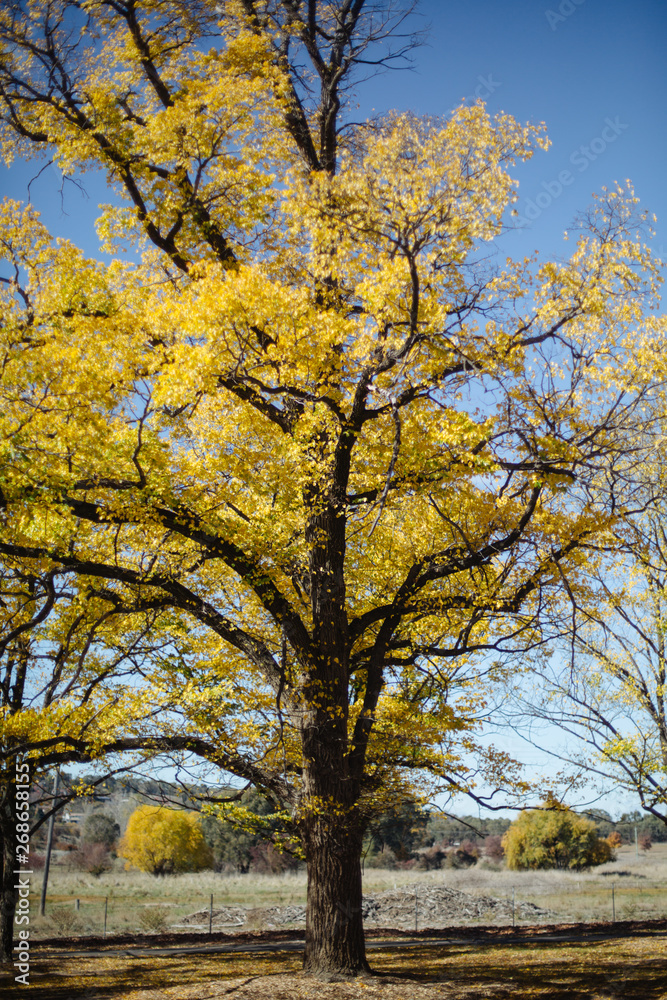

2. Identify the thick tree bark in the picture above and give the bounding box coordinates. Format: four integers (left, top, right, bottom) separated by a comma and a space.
303, 815, 370, 978
0, 805, 17, 964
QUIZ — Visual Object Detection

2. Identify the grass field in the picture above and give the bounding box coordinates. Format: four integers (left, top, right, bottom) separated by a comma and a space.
26, 843, 667, 939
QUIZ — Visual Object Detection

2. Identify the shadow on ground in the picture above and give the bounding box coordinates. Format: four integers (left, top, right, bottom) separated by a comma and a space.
375, 938, 667, 999
2, 931, 666, 998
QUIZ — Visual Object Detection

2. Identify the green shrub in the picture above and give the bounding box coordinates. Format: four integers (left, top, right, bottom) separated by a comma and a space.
503, 805, 615, 871
82, 812, 120, 848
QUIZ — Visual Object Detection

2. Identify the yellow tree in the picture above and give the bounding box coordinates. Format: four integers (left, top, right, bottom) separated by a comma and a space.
0, 0, 664, 977
502, 805, 614, 871
120, 805, 212, 874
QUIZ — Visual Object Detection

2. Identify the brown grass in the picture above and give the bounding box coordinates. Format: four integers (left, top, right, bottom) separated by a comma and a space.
25, 842, 667, 938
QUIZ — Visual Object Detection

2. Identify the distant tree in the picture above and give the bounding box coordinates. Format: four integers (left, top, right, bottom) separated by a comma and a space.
82, 813, 120, 850
200, 815, 257, 873
366, 799, 429, 861
425, 813, 511, 847
443, 840, 480, 868
119, 806, 212, 876
638, 833, 652, 852
249, 841, 301, 874
616, 814, 666, 843
200, 790, 286, 873
503, 806, 615, 871
483, 834, 505, 862
416, 844, 447, 870
72, 842, 113, 877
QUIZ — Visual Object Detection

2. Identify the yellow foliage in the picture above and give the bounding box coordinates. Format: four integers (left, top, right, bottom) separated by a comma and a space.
119, 805, 212, 875
503, 806, 615, 871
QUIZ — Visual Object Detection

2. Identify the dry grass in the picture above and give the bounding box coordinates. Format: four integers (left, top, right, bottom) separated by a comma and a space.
27, 843, 667, 937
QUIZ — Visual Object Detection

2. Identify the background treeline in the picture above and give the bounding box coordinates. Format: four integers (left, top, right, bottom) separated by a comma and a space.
28, 774, 664, 875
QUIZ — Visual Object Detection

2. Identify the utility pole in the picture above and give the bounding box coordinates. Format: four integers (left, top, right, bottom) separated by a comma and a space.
39, 772, 60, 917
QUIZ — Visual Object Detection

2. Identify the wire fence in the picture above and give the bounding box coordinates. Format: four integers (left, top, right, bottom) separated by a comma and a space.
34, 878, 666, 940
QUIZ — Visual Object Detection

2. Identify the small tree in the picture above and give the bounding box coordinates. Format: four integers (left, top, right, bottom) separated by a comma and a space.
366, 799, 429, 862
200, 815, 258, 873
503, 807, 615, 871
119, 806, 212, 876
638, 833, 652, 852
72, 842, 113, 877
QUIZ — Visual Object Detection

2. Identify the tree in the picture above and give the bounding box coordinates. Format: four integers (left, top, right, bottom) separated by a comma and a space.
81, 812, 121, 849
638, 832, 652, 852
509, 485, 667, 830
503, 805, 615, 871
119, 805, 212, 875
483, 834, 505, 862
366, 798, 428, 861
200, 813, 258, 874
200, 789, 277, 872
0, 0, 664, 978
72, 841, 114, 876
0, 557, 173, 962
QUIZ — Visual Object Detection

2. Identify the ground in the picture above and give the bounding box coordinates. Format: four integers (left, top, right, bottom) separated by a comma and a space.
2, 930, 667, 999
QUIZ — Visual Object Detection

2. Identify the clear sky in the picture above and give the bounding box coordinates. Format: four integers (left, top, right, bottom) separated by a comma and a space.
360, 0, 667, 265
2, 0, 665, 818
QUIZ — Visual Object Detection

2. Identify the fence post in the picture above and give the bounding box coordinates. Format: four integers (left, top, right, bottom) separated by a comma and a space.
415, 887, 418, 934
209, 894, 213, 935
103, 897, 108, 939
512, 886, 515, 928
75, 898, 80, 911
611, 883, 615, 923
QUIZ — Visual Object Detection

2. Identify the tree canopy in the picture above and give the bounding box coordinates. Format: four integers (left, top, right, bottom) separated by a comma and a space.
120, 804, 212, 875
508, 452, 667, 828
0, 0, 664, 978
503, 805, 614, 871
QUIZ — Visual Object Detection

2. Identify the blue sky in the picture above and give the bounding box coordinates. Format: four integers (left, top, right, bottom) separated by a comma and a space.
361, 0, 667, 265
2, 0, 665, 818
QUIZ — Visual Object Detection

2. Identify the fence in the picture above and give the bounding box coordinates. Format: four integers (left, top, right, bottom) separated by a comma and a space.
34, 877, 665, 940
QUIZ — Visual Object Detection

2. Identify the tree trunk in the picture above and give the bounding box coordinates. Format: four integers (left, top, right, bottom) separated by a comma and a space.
302, 816, 370, 978
0, 810, 17, 964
